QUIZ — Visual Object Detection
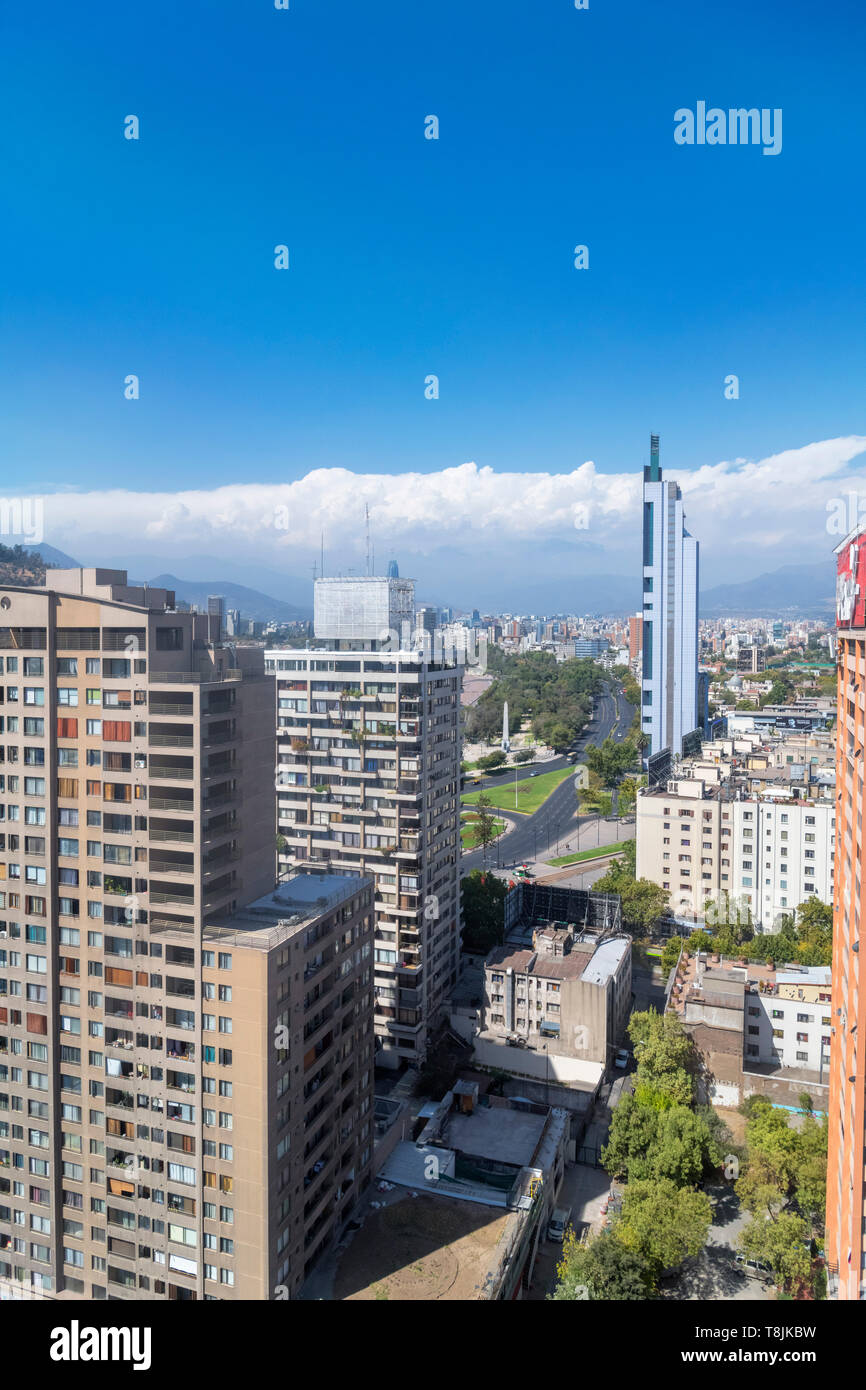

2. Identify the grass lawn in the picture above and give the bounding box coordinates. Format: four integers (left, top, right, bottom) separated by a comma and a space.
546, 842, 628, 867
461, 765, 573, 816
461, 812, 506, 849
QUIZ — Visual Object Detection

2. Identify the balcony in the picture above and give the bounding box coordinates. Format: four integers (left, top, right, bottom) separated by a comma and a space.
150, 763, 194, 782
150, 826, 195, 844
150, 700, 194, 718
150, 858, 194, 876
150, 794, 196, 813
150, 887, 195, 907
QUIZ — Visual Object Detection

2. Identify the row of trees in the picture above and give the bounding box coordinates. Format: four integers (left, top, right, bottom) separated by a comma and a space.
593, 842, 669, 935
735, 1095, 827, 1297
468, 747, 535, 772
583, 735, 642, 787
661, 897, 833, 972
464, 651, 605, 750
553, 1012, 717, 1298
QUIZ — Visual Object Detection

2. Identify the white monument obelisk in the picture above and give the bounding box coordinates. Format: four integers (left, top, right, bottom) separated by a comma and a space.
501, 701, 510, 753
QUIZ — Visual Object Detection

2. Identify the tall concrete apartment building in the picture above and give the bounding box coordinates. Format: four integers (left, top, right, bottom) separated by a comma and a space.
0, 569, 373, 1301
641, 434, 700, 758
827, 528, 866, 1298
267, 574, 463, 1070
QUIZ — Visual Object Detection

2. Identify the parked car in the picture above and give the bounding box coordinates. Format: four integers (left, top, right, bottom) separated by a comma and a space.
736, 1253, 772, 1277
614, 1048, 629, 1069
547, 1207, 572, 1243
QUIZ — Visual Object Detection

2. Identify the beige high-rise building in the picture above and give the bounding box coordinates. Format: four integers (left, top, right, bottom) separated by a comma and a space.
0, 569, 373, 1302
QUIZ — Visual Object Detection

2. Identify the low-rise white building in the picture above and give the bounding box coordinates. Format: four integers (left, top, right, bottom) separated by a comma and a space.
745, 967, 832, 1073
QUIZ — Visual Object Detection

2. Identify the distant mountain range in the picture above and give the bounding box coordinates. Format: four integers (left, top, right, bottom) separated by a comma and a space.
700, 562, 835, 618
139, 574, 309, 624
20, 545, 834, 621
21, 549, 310, 622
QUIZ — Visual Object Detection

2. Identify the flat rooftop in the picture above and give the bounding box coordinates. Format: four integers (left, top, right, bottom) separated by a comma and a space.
443, 1105, 548, 1168
581, 936, 629, 986
486, 933, 626, 985
203, 871, 370, 950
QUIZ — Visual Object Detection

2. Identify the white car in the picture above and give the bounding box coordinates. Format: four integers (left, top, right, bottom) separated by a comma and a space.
547, 1207, 572, 1242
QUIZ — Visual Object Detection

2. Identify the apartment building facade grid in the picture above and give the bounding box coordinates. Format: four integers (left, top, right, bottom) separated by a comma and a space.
637, 783, 834, 931
268, 639, 462, 1069
0, 569, 374, 1302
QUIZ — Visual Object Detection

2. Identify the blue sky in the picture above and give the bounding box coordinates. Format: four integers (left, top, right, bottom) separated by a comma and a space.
1, 0, 865, 604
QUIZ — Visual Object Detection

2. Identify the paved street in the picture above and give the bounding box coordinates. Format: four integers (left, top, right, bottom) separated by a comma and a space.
461, 680, 636, 876
526, 1158, 612, 1299
659, 1184, 774, 1302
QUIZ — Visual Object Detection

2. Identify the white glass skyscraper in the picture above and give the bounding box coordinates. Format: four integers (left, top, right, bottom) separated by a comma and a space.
640, 435, 700, 758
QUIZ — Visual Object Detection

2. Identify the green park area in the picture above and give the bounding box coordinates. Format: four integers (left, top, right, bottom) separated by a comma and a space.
461, 765, 573, 816
461, 811, 506, 849
546, 841, 629, 867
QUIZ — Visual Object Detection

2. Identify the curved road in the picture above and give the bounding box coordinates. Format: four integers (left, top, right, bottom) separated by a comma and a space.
461, 679, 636, 875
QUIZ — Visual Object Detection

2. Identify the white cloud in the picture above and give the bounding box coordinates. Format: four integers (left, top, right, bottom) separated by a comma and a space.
33, 435, 866, 582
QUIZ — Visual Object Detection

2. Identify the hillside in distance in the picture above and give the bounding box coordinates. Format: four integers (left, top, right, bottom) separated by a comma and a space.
700, 561, 835, 617
141, 574, 310, 623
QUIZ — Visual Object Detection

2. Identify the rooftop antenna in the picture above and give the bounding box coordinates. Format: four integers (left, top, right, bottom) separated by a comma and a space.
321, 531, 325, 580
365, 504, 373, 577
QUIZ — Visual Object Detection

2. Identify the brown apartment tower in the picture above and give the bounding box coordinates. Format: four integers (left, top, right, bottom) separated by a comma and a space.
827, 530, 866, 1298
0, 570, 374, 1302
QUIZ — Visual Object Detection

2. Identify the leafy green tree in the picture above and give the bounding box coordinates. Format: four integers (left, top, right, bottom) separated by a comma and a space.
603, 1098, 722, 1187
649, 1106, 724, 1187
585, 737, 640, 787
795, 1111, 829, 1226
477, 750, 506, 771
602, 1093, 661, 1179
620, 879, 668, 935
614, 1179, 712, 1281
593, 864, 668, 935
550, 1230, 651, 1301
738, 1212, 812, 1294
735, 1098, 828, 1231
471, 793, 500, 861
686, 930, 715, 953
628, 1011, 697, 1107
512, 748, 534, 764
660, 936, 684, 974
460, 870, 506, 955
618, 838, 636, 876
794, 897, 832, 966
